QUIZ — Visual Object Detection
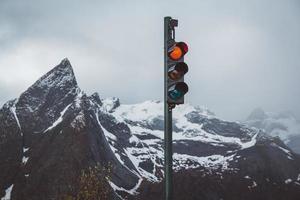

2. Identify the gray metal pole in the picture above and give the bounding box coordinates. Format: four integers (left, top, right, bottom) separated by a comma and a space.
164, 16, 173, 200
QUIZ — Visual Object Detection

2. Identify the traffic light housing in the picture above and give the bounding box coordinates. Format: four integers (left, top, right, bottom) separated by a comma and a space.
166, 38, 189, 105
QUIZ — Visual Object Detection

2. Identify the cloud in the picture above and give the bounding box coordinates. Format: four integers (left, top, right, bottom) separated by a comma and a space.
0, 0, 300, 120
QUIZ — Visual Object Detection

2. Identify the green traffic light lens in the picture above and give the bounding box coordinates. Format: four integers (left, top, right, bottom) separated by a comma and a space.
168, 90, 184, 100
168, 82, 189, 101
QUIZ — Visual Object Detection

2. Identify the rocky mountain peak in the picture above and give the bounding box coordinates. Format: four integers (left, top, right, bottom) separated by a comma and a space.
31, 57, 77, 91
16, 58, 78, 110
11, 59, 80, 138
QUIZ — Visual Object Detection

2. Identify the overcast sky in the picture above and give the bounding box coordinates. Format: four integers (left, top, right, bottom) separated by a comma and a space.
0, 0, 299, 120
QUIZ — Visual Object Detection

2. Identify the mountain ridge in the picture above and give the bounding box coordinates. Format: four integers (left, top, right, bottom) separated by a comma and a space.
1, 59, 300, 200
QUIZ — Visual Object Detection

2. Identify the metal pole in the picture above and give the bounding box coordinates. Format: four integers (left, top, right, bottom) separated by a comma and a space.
164, 16, 173, 200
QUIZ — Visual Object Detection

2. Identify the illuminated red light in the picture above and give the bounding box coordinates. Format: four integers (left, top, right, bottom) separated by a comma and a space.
169, 46, 183, 60
168, 42, 189, 61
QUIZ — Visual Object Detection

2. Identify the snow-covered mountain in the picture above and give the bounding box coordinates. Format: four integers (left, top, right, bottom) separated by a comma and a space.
246, 108, 300, 154
1, 59, 300, 200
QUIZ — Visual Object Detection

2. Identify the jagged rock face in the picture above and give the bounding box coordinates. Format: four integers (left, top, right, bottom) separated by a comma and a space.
16, 59, 79, 146
1, 59, 300, 200
0, 100, 23, 198
0, 59, 138, 200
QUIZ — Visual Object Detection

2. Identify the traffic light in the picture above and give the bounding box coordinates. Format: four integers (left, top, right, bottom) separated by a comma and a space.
164, 17, 189, 200
166, 39, 189, 105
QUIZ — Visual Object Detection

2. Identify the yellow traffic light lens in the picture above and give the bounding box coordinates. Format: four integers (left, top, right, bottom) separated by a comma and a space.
168, 62, 188, 81
169, 46, 183, 60
169, 70, 182, 80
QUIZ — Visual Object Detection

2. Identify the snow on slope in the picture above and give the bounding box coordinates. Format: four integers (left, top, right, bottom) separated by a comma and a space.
172, 153, 236, 171
43, 103, 72, 133
95, 108, 144, 196
112, 100, 257, 149
1, 184, 13, 200
10, 99, 22, 136
9, 100, 30, 165
101, 97, 120, 113
102, 100, 259, 183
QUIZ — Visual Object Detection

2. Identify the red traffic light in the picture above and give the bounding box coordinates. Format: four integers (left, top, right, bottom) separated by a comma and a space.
168, 42, 188, 61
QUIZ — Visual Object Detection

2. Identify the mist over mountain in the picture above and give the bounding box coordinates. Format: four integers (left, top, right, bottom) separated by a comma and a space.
246, 108, 300, 154
1, 59, 300, 200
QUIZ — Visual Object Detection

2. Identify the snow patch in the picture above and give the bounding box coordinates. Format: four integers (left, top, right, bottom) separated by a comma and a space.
113, 101, 258, 150
70, 111, 86, 130
22, 156, 29, 165
129, 135, 140, 145
95, 112, 116, 141
112, 101, 214, 125
129, 124, 257, 150
95, 109, 143, 181
248, 181, 257, 188
112, 100, 162, 122
101, 97, 119, 112
10, 100, 22, 136
240, 132, 258, 150
285, 179, 292, 184
1, 184, 14, 200
173, 153, 235, 171
75, 89, 84, 108
108, 178, 142, 196
125, 147, 160, 182
44, 103, 72, 133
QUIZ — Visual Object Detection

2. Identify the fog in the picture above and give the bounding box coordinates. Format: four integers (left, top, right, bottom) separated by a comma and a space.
0, 0, 300, 120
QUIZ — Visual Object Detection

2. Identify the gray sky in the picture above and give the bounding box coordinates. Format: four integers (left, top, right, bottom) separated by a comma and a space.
0, 0, 300, 120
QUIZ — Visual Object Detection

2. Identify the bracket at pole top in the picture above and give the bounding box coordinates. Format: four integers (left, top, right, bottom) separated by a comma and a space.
170, 19, 178, 28
169, 19, 178, 39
